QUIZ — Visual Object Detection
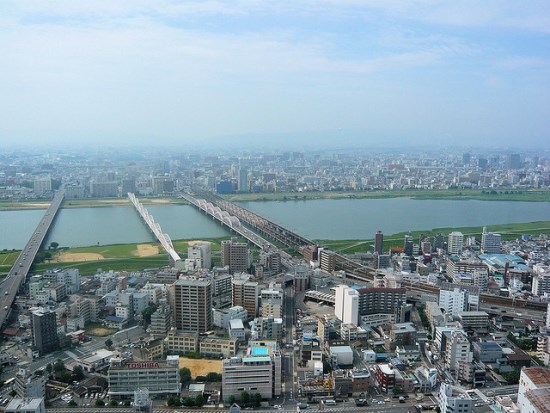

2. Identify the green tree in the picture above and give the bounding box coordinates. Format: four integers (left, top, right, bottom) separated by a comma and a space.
206, 372, 222, 382
179, 367, 191, 385
50, 242, 59, 250
182, 397, 194, 407
392, 385, 402, 395
195, 394, 204, 407
45, 363, 53, 374
109, 400, 118, 407
72, 365, 85, 381
95, 399, 105, 407
142, 303, 158, 325
9, 390, 17, 397
105, 338, 113, 348
124, 400, 131, 406
54, 359, 65, 372
240, 391, 250, 406
68, 400, 78, 407
228, 395, 236, 405
253, 393, 262, 407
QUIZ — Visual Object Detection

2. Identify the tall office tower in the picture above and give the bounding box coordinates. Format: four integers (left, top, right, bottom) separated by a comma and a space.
188, 243, 212, 269
403, 234, 413, 256
434, 233, 444, 251
31, 309, 59, 356
478, 158, 488, 170
232, 273, 260, 318
374, 230, 384, 255
447, 232, 464, 255
221, 237, 250, 273
507, 153, 521, 169
237, 167, 249, 192
481, 227, 501, 253
170, 277, 212, 333
462, 153, 471, 165
334, 285, 359, 324
546, 303, 550, 329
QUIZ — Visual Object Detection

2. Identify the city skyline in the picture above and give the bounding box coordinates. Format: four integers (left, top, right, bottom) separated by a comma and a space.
0, 1, 549, 149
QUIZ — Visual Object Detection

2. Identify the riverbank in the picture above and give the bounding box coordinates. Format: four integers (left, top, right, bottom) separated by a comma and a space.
0, 197, 188, 211
0, 238, 228, 276
317, 220, 550, 254
2, 221, 548, 277
225, 189, 550, 203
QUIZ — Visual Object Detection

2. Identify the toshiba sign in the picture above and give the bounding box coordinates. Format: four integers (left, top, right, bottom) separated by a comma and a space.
127, 362, 160, 369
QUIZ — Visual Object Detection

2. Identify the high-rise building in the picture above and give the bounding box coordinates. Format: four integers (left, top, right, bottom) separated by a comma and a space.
31, 309, 59, 356
403, 234, 413, 256
462, 153, 471, 165
188, 243, 212, 269
447, 232, 464, 255
237, 167, 249, 192
481, 227, 501, 253
221, 237, 250, 273
232, 273, 260, 318
444, 331, 472, 371
532, 274, 550, 297
319, 249, 336, 272
374, 231, 384, 255
507, 153, 521, 169
334, 285, 359, 325
33, 176, 52, 196
169, 277, 212, 333
356, 287, 406, 317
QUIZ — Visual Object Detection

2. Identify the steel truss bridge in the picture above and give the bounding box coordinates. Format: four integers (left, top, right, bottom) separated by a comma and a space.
183, 190, 546, 313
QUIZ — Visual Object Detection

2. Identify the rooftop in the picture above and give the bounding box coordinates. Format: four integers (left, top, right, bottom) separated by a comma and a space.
523, 367, 550, 386
525, 388, 550, 413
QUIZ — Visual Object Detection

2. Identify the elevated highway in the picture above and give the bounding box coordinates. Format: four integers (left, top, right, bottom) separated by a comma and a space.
128, 193, 181, 264
0, 188, 65, 328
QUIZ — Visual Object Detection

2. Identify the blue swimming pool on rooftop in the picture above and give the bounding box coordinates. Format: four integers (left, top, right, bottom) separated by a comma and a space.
251, 347, 269, 356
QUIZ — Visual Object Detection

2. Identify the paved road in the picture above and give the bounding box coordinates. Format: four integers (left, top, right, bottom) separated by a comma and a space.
46, 406, 410, 413
0, 188, 65, 328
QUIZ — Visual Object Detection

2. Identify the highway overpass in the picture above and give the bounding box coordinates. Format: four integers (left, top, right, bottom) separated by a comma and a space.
0, 188, 65, 329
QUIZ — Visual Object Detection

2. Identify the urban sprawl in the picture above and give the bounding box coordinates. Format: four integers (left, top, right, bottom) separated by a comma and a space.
0, 149, 550, 413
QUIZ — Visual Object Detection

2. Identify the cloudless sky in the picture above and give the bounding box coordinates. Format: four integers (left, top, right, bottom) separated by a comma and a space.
0, 1, 549, 149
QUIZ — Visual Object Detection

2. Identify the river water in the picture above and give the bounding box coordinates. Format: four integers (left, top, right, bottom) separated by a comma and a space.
1, 198, 549, 250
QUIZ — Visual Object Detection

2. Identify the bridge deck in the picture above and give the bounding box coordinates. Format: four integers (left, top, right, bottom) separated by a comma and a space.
0, 189, 65, 328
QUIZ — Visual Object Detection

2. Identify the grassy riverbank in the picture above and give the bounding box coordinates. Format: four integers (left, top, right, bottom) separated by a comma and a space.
0, 197, 188, 211
317, 221, 550, 254
225, 189, 550, 203
0, 238, 228, 276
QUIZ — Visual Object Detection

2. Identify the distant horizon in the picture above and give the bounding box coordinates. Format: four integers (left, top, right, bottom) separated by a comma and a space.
1, 2, 549, 149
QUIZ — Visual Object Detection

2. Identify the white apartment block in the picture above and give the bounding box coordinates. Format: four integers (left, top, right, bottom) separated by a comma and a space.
447, 232, 464, 255
439, 383, 472, 413
334, 285, 359, 325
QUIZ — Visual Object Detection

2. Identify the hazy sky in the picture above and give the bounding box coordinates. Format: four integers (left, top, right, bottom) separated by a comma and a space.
1, 1, 549, 149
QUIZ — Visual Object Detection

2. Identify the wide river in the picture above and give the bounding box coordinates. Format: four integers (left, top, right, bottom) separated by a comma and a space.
1, 198, 550, 250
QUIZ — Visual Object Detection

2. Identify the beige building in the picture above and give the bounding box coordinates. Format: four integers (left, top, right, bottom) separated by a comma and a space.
169, 277, 212, 333
163, 329, 199, 354
232, 274, 260, 318
200, 336, 238, 358
222, 345, 282, 400
222, 238, 250, 273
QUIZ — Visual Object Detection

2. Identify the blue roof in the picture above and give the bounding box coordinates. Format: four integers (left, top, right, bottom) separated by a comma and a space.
106, 315, 124, 322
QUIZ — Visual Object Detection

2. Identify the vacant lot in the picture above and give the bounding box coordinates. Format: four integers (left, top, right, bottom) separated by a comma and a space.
57, 252, 105, 262
86, 324, 117, 337
179, 357, 222, 378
